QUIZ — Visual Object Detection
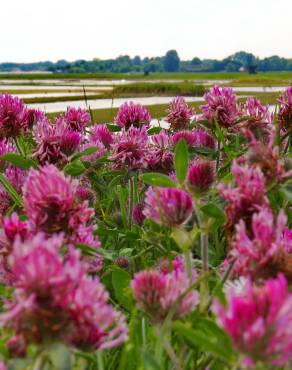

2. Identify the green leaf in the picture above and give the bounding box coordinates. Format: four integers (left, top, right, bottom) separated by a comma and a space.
75, 243, 99, 256
7, 359, 32, 370
141, 350, 161, 370
174, 139, 188, 185
171, 227, 192, 250
116, 185, 128, 227
107, 124, 121, 132
173, 320, 234, 362
191, 146, 217, 157
214, 120, 225, 144
280, 180, 292, 203
0, 339, 9, 360
109, 174, 124, 187
119, 248, 133, 256
48, 343, 71, 370
71, 146, 99, 160
0, 173, 23, 207
214, 121, 231, 156
64, 159, 86, 176
141, 173, 176, 188
147, 127, 162, 135
0, 153, 38, 170
97, 249, 114, 261
200, 203, 226, 223
76, 244, 113, 261
112, 266, 133, 310
14, 136, 27, 157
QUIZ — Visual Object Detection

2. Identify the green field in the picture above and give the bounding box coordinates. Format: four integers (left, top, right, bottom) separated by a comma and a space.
47, 101, 203, 123
2, 71, 292, 84
45, 92, 278, 123
0, 73, 286, 118
107, 82, 206, 97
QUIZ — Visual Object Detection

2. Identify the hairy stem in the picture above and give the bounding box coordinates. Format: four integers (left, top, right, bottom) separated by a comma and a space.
128, 176, 134, 229
201, 232, 209, 273
163, 337, 182, 370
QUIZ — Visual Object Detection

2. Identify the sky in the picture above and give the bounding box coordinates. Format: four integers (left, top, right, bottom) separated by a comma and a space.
0, 0, 291, 63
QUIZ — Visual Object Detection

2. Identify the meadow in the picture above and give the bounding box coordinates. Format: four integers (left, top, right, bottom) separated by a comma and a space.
0, 72, 287, 119
2, 71, 292, 83
0, 74, 291, 369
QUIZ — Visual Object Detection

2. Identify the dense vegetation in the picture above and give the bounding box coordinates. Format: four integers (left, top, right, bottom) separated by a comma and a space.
0, 85, 291, 370
109, 82, 206, 97
2, 50, 292, 74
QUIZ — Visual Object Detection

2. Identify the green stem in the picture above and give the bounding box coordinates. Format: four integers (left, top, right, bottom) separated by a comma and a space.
184, 250, 193, 280
201, 232, 209, 273
163, 337, 182, 370
128, 176, 134, 229
96, 350, 104, 370
216, 140, 221, 171
141, 317, 147, 349
193, 199, 209, 310
283, 134, 291, 154
154, 325, 164, 367
193, 199, 209, 273
14, 137, 25, 157
82, 85, 88, 108
206, 258, 236, 310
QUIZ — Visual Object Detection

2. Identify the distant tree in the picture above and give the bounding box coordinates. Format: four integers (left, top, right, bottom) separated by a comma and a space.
163, 50, 180, 72
54, 60, 70, 72
1, 50, 292, 73
259, 56, 287, 71
191, 57, 201, 66
203, 59, 225, 72
143, 62, 157, 76
225, 62, 239, 72
230, 51, 257, 73
133, 56, 142, 66
286, 60, 292, 71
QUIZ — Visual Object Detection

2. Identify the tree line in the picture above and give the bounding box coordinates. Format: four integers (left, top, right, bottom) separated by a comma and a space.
1, 50, 292, 74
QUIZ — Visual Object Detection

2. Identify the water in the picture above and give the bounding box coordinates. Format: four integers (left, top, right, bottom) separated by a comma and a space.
233, 86, 285, 93
0, 78, 232, 88
0, 85, 112, 91
150, 118, 169, 129
0, 79, 134, 86
0, 80, 287, 96
10, 92, 100, 99
28, 96, 204, 113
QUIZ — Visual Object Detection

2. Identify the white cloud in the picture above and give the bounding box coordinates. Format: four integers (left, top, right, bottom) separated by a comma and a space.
0, 0, 291, 62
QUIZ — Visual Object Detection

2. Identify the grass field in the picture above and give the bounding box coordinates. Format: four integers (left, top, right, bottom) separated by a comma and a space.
22, 94, 104, 104
45, 92, 279, 123
2, 71, 292, 84
0, 89, 91, 94
0, 73, 285, 116
46, 101, 203, 123
107, 82, 206, 97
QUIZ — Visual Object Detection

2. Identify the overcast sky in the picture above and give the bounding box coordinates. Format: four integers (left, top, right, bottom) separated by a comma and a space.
0, 0, 291, 63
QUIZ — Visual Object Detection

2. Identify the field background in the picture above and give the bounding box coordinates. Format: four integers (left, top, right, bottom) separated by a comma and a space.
1, 71, 290, 122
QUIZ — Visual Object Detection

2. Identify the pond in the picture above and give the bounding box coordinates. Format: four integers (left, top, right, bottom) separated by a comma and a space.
28, 96, 204, 113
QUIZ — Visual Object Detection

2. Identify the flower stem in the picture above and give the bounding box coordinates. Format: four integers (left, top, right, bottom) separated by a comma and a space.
216, 140, 221, 171
96, 350, 105, 370
193, 199, 210, 310
201, 232, 209, 273
163, 337, 182, 370
193, 199, 209, 273
128, 176, 134, 229
184, 250, 192, 280
14, 137, 25, 157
